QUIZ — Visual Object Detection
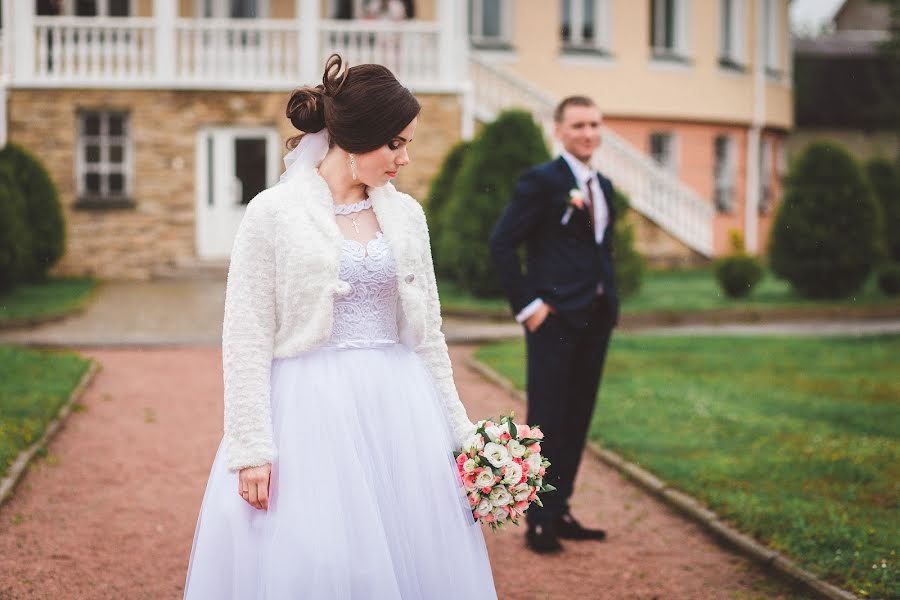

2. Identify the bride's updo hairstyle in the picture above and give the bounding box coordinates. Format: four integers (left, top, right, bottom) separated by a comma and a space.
286, 54, 421, 153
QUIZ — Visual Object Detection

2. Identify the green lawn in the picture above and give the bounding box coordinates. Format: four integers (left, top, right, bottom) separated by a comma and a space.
475, 335, 899, 599
0, 278, 97, 326
439, 269, 898, 317
0, 345, 92, 480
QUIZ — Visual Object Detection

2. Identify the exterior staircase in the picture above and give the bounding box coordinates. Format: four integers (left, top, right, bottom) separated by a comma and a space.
469, 54, 715, 259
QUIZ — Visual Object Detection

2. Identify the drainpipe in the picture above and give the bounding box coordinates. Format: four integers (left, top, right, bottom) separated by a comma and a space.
744, 0, 766, 255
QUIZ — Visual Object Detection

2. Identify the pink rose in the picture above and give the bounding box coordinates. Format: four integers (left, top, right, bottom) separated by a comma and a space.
484, 513, 495, 523
463, 472, 478, 490
528, 443, 541, 454
468, 493, 480, 506
456, 453, 467, 471
530, 428, 544, 440
521, 462, 530, 475
481, 486, 492, 494
500, 433, 512, 442
538, 467, 546, 476
518, 424, 531, 438
528, 489, 537, 502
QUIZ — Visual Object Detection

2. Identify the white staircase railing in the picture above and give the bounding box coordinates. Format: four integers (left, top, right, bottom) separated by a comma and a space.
469, 54, 714, 257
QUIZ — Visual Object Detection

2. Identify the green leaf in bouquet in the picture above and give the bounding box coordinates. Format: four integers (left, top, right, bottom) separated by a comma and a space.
508, 420, 518, 438
534, 497, 544, 507
542, 484, 557, 492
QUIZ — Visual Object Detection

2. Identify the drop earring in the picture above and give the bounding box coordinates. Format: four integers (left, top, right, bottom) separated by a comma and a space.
348, 153, 357, 181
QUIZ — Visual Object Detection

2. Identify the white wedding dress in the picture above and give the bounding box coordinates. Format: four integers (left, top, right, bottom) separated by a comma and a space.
184, 199, 497, 599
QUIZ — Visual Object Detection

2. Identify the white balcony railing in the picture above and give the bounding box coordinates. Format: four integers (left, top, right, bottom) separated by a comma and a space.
319, 19, 442, 89
33, 16, 156, 82
12, 16, 457, 91
469, 54, 715, 257
174, 19, 300, 84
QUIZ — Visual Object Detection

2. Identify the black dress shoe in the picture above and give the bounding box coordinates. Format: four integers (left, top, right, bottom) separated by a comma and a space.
555, 512, 607, 541
525, 521, 564, 554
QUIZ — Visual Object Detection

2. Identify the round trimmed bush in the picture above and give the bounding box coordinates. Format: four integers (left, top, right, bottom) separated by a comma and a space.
439, 110, 550, 297
865, 157, 900, 262
0, 143, 65, 281
715, 254, 764, 298
425, 140, 472, 277
769, 141, 882, 298
611, 189, 644, 299
0, 165, 30, 292
877, 262, 900, 296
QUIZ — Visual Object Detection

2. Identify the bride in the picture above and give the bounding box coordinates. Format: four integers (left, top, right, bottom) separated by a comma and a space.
183, 54, 497, 599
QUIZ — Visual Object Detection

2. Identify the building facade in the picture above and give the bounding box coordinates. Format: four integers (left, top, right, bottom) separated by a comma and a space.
0, 0, 794, 279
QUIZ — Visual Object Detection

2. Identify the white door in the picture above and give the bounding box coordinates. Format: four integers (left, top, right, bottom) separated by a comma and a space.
196, 127, 280, 259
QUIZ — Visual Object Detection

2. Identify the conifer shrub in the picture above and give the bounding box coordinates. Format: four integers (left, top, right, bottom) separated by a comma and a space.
438, 110, 550, 297
769, 142, 881, 298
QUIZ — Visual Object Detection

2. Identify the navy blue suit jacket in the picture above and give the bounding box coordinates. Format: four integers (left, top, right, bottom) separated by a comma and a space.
489, 156, 619, 328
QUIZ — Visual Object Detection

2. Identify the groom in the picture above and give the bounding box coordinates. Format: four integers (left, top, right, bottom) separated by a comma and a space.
489, 96, 618, 554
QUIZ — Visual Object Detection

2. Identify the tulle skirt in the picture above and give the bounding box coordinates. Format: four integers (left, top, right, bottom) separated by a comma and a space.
184, 343, 497, 599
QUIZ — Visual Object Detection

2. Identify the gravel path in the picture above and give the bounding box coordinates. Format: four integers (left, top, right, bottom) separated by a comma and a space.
0, 346, 806, 599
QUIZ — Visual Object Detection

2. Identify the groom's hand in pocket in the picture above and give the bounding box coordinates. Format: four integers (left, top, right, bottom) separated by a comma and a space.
238, 464, 272, 510
525, 303, 556, 333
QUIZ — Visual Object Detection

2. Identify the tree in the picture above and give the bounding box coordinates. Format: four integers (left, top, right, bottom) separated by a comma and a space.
0, 165, 30, 292
438, 110, 550, 297
770, 142, 882, 298
424, 140, 472, 277
865, 157, 900, 261
0, 143, 66, 281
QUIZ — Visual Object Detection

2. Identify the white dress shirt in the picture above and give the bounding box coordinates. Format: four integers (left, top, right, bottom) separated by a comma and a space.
515, 152, 609, 324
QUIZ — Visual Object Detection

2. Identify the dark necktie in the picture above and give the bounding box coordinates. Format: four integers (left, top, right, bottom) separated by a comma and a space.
584, 177, 595, 232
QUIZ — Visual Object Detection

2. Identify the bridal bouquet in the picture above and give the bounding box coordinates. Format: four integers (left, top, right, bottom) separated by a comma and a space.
455, 414, 555, 531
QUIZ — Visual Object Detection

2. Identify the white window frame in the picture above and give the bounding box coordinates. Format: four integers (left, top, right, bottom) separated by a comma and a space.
40, 0, 134, 16
76, 110, 133, 205
713, 134, 736, 213
469, 0, 513, 49
649, 131, 678, 175
758, 137, 774, 214
719, 0, 746, 69
195, 0, 270, 18
561, 0, 611, 54
650, 0, 690, 61
763, 0, 780, 77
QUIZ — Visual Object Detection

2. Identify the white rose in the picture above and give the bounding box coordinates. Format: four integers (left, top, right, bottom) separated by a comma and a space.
498, 422, 510, 435
514, 487, 532, 502
484, 425, 503, 442
507, 439, 527, 458
462, 433, 485, 453
476, 499, 493, 517
492, 507, 509, 522
474, 469, 496, 489
483, 442, 511, 467
463, 458, 478, 473
502, 462, 523, 485
489, 486, 513, 507
526, 453, 542, 474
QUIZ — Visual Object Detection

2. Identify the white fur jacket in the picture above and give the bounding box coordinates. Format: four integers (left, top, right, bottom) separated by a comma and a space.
222, 165, 474, 471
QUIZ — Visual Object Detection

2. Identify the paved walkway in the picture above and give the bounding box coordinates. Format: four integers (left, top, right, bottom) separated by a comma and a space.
2, 280, 899, 348
0, 346, 808, 599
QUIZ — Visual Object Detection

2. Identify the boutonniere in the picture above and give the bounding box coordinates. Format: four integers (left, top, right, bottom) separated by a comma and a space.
561, 188, 585, 225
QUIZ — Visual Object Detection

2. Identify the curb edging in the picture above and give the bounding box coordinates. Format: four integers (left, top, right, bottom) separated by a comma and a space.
464, 354, 860, 600
0, 359, 101, 507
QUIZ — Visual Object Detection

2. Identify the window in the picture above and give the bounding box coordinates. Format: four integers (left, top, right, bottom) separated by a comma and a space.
561, 0, 611, 54
197, 0, 268, 18
37, 0, 132, 16
762, 0, 780, 77
758, 137, 774, 214
719, 0, 745, 69
469, 0, 512, 49
650, 0, 688, 61
76, 111, 132, 207
713, 135, 735, 213
649, 132, 677, 173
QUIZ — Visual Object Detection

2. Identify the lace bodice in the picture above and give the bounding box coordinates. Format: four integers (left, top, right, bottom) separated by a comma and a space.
326, 232, 400, 348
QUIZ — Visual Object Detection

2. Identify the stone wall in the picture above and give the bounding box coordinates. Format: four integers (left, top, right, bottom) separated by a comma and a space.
8, 89, 461, 280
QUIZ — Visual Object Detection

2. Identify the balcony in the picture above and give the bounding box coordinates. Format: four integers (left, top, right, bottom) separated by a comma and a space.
0, 1, 465, 93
